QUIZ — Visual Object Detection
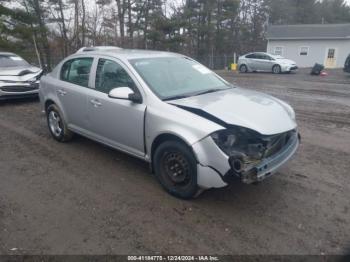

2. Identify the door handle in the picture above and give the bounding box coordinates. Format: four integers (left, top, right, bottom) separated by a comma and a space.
90, 99, 102, 107
57, 89, 67, 96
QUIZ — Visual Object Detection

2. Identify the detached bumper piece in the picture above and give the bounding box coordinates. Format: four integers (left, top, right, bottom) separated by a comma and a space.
223, 131, 300, 184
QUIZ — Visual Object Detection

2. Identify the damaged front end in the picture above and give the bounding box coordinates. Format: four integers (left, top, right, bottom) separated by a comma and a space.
0, 71, 43, 100
211, 127, 300, 184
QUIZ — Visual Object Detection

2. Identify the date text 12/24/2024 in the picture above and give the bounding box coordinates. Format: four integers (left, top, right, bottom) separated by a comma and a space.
127, 256, 220, 261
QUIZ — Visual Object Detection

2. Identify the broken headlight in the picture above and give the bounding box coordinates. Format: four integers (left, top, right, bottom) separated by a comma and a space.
211, 129, 238, 153
211, 128, 266, 173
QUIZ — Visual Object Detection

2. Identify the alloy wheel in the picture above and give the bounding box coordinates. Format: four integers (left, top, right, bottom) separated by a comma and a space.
48, 111, 63, 137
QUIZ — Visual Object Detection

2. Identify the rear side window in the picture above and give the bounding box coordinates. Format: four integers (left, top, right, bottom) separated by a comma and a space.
246, 54, 256, 59
262, 54, 271, 60
60, 57, 93, 87
95, 58, 136, 94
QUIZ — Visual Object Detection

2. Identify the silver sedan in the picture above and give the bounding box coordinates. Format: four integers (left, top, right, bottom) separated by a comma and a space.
0, 52, 42, 100
39, 47, 299, 199
238, 52, 298, 74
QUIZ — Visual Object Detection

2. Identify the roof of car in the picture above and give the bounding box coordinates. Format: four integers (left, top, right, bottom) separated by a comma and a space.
0, 52, 17, 56
72, 48, 182, 60
266, 23, 350, 40
244, 52, 270, 56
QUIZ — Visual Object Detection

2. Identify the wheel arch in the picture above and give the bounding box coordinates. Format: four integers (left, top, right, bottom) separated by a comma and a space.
150, 133, 195, 171
239, 64, 248, 72
272, 64, 281, 70
43, 96, 68, 122
45, 99, 55, 112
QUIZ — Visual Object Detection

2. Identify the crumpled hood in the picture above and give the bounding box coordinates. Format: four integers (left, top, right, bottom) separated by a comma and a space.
169, 88, 297, 135
0, 66, 42, 82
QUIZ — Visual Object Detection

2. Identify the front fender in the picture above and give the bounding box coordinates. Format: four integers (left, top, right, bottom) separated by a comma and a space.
145, 103, 224, 159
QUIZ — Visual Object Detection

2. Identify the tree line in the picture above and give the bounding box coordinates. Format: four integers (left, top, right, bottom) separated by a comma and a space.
1, 0, 350, 70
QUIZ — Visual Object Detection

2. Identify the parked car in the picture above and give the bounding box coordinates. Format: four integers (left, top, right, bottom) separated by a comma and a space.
0, 52, 43, 100
344, 54, 350, 73
238, 52, 298, 74
39, 47, 300, 199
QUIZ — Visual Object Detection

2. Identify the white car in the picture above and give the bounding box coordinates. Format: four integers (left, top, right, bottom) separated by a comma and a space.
0, 52, 42, 100
238, 52, 298, 74
39, 47, 300, 199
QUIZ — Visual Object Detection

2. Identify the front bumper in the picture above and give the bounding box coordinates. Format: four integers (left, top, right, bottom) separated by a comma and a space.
227, 131, 300, 184
0, 82, 39, 100
282, 65, 298, 72
192, 131, 300, 189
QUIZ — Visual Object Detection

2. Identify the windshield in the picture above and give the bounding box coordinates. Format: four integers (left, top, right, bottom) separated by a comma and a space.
0, 54, 29, 68
129, 57, 231, 100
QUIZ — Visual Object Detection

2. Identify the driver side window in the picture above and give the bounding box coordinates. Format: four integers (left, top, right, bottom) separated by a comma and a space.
261, 54, 272, 60
95, 59, 136, 94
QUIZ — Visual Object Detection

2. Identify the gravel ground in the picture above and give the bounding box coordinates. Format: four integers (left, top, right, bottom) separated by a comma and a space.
0, 69, 349, 255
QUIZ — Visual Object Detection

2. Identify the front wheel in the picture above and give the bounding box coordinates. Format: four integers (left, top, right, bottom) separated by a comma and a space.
46, 104, 73, 142
272, 65, 281, 74
153, 141, 198, 199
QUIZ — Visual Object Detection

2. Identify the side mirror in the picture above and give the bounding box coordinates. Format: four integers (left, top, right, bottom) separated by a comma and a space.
108, 87, 142, 103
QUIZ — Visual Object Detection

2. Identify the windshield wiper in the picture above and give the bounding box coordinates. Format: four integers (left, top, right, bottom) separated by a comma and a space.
163, 95, 191, 101
163, 87, 232, 101
192, 88, 227, 97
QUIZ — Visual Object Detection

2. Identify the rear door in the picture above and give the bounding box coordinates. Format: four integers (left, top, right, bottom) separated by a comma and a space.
86, 57, 146, 158
245, 53, 258, 70
57, 57, 94, 131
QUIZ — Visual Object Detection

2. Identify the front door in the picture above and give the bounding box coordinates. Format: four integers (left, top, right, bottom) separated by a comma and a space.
87, 58, 146, 158
325, 48, 337, 68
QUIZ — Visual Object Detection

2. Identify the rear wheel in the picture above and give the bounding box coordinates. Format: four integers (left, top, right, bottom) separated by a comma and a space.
239, 64, 248, 73
272, 65, 281, 74
153, 141, 198, 199
46, 104, 73, 142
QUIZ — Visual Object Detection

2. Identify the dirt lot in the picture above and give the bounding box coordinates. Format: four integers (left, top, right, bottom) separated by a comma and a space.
0, 69, 349, 255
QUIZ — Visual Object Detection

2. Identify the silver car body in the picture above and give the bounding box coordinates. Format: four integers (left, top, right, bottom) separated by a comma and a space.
39, 49, 299, 189
238, 52, 298, 73
0, 52, 42, 100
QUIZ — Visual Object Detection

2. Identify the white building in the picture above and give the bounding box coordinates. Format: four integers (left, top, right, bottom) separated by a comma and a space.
266, 24, 350, 68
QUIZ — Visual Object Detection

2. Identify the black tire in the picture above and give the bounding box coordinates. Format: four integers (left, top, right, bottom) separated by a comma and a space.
153, 141, 198, 199
46, 104, 73, 142
272, 65, 281, 74
239, 64, 248, 73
